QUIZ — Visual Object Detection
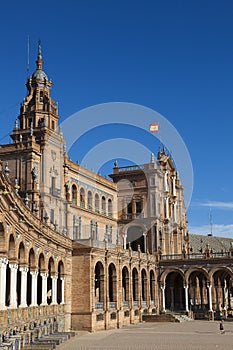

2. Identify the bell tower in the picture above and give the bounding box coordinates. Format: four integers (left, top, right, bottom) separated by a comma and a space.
12, 40, 59, 144
0, 41, 66, 230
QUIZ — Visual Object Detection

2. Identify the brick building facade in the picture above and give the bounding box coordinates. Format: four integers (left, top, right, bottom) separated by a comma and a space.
0, 43, 232, 345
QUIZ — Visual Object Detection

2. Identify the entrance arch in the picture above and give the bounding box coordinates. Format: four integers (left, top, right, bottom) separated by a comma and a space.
165, 271, 185, 311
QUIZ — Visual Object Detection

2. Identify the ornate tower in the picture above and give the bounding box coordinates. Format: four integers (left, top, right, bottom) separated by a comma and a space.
0, 42, 66, 228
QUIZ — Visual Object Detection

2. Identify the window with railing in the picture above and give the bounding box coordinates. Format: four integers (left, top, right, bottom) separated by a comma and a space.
91, 220, 98, 240
108, 199, 112, 217
73, 215, 81, 240
105, 225, 112, 243
102, 196, 106, 215
80, 188, 85, 208
88, 191, 93, 210
95, 193, 100, 213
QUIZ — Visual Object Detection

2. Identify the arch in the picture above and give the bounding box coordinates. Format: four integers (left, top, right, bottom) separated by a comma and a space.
37, 253, 45, 306
26, 248, 36, 306
87, 190, 93, 210
150, 269, 156, 302
95, 193, 100, 213
122, 266, 129, 304
165, 270, 185, 311
94, 261, 104, 305
108, 263, 117, 303
80, 188, 85, 208
211, 268, 233, 317
28, 248, 36, 268
47, 257, 55, 305
18, 241, 25, 264
188, 270, 209, 317
0, 222, 5, 252
57, 260, 65, 304
141, 268, 147, 302
132, 267, 139, 304
71, 184, 77, 205
108, 199, 112, 217
101, 196, 106, 215
125, 224, 147, 253
38, 253, 46, 271
8, 234, 16, 259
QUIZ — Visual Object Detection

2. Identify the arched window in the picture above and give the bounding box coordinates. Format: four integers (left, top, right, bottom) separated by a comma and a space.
72, 184, 77, 205
80, 188, 85, 208
141, 269, 147, 303
88, 191, 93, 210
132, 268, 139, 304
37, 253, 45, 305
47, 257, 55, 305
95, 194, 100, 213
108, 199, 112, 217
102, 196, 106, 215
122, 266, 129, 305
94, 262, 104, 310
57, 261, 64, 304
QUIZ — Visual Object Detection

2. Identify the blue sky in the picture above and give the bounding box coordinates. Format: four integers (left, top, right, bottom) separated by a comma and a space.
1, 0, 233, 238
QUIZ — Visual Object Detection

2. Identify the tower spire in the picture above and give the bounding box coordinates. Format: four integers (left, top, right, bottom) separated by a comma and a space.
36, 39, 43, 70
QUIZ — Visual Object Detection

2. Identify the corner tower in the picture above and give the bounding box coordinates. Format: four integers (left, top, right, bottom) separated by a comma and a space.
12, 40, 59, 142
0, 42, 66, 230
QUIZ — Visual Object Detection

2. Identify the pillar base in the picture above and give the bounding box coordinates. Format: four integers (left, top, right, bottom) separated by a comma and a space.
208, 311, 214, 320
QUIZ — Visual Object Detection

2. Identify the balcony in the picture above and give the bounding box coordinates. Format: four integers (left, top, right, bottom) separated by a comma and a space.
123, 301, 129, 308
95, 302, 104, 310
109, 302, 116, 309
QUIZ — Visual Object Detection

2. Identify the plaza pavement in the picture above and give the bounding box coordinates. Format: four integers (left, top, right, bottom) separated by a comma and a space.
57, 320, 233, 350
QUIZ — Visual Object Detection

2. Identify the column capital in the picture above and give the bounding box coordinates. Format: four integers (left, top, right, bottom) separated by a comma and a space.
0, 258, 8, 266
9, 263, 18, 270
41, 272, 48, 278
19, 267, 29, 273
30, 270, 38, 276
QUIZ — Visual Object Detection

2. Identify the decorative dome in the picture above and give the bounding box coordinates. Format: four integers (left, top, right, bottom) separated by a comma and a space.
32, 69, 48, 81
31, 40, 49, 82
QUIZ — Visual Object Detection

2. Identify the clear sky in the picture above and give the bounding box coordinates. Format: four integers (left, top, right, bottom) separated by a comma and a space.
0, 0, 233, 238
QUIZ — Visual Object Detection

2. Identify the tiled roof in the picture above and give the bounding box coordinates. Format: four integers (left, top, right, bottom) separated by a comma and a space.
189, 233, 233, 254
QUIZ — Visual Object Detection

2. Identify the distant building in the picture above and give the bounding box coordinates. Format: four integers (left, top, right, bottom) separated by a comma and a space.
0, 43, 232, 346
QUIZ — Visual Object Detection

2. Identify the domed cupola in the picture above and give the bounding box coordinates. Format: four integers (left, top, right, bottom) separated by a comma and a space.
28, 40, 51, 88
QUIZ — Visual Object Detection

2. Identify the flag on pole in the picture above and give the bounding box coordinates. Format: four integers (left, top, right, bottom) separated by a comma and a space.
150, 123, 159, 133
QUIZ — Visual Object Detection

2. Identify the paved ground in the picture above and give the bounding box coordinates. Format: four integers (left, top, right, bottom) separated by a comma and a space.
57, 320, 233, 350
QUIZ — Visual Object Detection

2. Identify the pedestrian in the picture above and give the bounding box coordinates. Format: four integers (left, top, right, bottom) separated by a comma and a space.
219, 319, 225, 334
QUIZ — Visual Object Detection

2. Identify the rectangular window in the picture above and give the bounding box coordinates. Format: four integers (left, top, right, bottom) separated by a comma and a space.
151, 193, 156, 216
73, 215, 81, 240
50, 209, 54, 224
105, 225, 112, 243
91, 220, 98, 240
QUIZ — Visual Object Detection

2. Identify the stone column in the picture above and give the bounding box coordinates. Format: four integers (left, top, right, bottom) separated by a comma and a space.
165, 197, 169, 219
51, 275, 58, 305
9, 264, 18, 308
164, 171, 169, 192
173, 202, 177, 223
143, 233, 147, 252
170, 287, 174, 311
30, 271, 38, 306
172, 176, 176, 196
0, 258, 8, 309
208, 284, 213, 312
41, 273, 48, 305
184, 285, 189, 312
19, 267, 28, 308
132, 199, 136, 219
60, 277, 65, 304
123, 234, 127, 250
161, 285, 166, 312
